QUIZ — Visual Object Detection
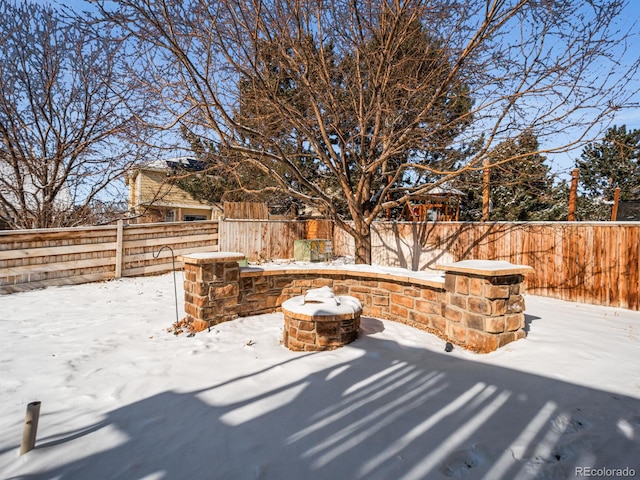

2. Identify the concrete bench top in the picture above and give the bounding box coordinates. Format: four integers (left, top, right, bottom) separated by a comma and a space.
180, 252, 245, 264
435, 260, 534, 276
239, 263, 446, 289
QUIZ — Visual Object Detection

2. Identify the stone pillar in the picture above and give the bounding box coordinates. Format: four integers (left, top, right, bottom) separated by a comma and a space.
179, 252, 245, 331
436, 260, 534, 353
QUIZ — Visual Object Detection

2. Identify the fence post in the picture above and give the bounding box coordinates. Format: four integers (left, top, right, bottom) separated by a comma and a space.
482, 159, 490, 221
611, 187, 621, 221
20, 401, 41, 455
115, 220, 124, 278
568, 168, 579, 221
217, 216, 224, 252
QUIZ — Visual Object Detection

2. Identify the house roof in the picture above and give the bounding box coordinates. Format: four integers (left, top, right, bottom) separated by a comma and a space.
142, 157, 207, 172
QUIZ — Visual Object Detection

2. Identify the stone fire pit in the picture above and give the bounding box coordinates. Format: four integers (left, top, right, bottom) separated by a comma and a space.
281, 286, 362, 351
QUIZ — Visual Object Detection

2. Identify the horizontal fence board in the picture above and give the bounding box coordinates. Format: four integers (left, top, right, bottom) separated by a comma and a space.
122, 221, 218, 236
0, 241, 116, 261
123, 261, 186, 277
2, 256, 116, 276
123, 244, 219, 264
0, 226, 116, 243
122, 233, 218, 249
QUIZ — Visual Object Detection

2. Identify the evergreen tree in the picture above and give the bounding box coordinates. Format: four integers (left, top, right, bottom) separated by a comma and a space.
576, 125, 640, 201
458, 132, 559, 221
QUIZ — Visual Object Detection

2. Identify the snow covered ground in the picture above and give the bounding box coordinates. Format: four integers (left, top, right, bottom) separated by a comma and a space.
1, 272, 639, 480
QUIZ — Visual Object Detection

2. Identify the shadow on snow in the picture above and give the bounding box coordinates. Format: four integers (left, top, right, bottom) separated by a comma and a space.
9, 317, 640, 480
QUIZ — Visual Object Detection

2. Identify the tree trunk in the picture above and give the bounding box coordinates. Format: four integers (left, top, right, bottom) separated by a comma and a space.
353, 219, 372, 265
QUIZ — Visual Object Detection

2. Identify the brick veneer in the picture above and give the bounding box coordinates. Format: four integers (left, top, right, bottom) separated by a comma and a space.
281, 294, 362, 351
181, 252, 245, 331
179, 253, 533, 353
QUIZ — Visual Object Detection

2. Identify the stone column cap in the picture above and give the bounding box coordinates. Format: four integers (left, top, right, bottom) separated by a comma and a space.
435, 260, 533, 276
179, 252, 245, 265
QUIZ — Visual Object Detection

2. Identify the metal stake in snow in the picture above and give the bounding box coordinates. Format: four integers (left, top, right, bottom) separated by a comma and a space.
153, 245, 180, 325
20, 401, 41, 455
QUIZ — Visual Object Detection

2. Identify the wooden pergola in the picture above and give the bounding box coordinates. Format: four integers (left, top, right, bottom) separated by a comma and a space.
400, 186, 465, 222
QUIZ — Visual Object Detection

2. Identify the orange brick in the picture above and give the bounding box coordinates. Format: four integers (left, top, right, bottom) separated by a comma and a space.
390, 293, 414, 309
448, 323, 467, 344
286, 337, 305, 351
350, 292, 368, 305
447, 293, 468, 310
350, 286, 372, 295
444, 305, 463, 322
484, 284, 510, 299
431, 316, 447, 334
367, 306, 385, 318
298, 321, 315, 331
403, 287, 421, 297
467, 330, 498, 353
468, 297, 490, 315
390, 303, 408, 318
469, 277, 484, 296
192, 294, 209, 308
505, 313, 524, 331
333, 285, 349, 295
372, 295, 389, 306
491, 299, 508, 316
210, 283, 238, 299
444, 274, 456, 292
378, 281, 403, 293
484, 317, 505, 333
409, 310, 430, 327
191, 319, 209, 332
455, 275, 470, 295
297, 330, 316, 343
463, 311, 484, 330
421, 288, 440, 301
415, 299, 439, 314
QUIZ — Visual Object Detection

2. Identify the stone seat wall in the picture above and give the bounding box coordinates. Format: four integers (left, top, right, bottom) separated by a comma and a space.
180, 253, 533, 353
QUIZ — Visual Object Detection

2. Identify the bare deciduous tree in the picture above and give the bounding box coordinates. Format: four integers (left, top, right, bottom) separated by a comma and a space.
0, 1, 150, 229
100, 0, 639, 263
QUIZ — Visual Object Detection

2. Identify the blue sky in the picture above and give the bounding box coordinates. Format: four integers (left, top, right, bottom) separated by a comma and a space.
34, 0, 640, 179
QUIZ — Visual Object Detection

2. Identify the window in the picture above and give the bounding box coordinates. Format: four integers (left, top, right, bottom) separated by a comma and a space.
183, 214, 207, 222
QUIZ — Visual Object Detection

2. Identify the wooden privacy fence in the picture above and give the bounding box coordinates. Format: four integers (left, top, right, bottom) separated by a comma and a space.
218, 218, 307, 261
0, 220, 219, 294
333, 221, 640, 310
2, 218, 639, 311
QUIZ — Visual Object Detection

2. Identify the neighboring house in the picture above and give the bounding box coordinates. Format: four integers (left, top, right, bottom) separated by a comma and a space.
126, 157, 221, 223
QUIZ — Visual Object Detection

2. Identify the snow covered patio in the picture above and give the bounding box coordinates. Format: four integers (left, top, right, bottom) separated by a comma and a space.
1, 273, 639, 479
